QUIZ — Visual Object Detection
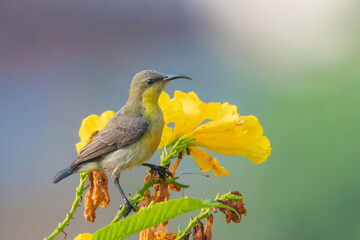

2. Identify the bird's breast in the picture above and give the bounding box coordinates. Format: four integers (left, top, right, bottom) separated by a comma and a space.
126, 107, 164, 167
100, 107, 164, 173
143, 108, 164, 150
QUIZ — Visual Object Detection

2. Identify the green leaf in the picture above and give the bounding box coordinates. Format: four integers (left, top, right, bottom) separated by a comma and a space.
92, 198, 235, 240
165, 178, 190, 188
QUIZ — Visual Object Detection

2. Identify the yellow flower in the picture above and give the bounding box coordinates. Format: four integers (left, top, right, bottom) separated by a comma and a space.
75, 110, 115, 154
187, 115, 271, 164
74, 233, 93, 240
158, 91, 271, 177
189, 146, 230, 178
159, 91, 223, 140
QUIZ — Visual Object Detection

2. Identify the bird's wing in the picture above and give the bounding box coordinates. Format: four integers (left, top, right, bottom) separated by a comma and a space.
71, 115, 149, 167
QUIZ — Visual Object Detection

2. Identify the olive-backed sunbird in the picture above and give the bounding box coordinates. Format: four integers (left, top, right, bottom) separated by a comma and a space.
53, 70, 191, 212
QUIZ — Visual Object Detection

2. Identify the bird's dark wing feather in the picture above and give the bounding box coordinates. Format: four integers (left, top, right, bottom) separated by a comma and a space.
71, 115, 149, 167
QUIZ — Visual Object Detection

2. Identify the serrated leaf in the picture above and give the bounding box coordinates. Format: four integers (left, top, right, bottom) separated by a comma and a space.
92, 198, 234, 240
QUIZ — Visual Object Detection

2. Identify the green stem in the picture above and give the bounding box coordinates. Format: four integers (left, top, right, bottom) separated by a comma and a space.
44, 172, 89, 240
165, 178, 190, 189
161, 137, 194, 166
110, 178, 162, 223
175, 191, 242, 240
110, 173, 190, 223
175, 208, 212, 240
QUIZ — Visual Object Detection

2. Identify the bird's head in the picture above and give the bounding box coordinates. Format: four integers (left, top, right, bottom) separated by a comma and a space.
128, 70, 192, 105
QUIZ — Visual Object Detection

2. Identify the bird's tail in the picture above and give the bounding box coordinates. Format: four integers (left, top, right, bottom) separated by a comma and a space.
53, 167, 74, 184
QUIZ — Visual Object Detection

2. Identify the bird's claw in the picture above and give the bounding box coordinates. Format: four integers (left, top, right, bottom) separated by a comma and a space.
154, 165, 173, 178
120, 200, 137, 218
142, 163, 173, 178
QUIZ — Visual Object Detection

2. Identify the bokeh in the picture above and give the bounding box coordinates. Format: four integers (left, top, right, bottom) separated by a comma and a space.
1, 1, 359, 239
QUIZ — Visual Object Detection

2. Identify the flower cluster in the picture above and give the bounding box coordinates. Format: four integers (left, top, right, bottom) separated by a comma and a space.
158, 91, 271, 177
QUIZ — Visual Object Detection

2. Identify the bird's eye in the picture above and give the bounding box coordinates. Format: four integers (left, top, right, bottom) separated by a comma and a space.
146, 79, 154, 85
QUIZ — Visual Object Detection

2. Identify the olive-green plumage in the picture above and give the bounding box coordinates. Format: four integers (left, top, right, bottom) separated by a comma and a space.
53, 70, 191, 184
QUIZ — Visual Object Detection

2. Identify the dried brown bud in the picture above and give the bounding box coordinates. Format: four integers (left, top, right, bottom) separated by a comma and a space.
92, 170, 110, 208
139, 227, 156, 240
170, 153, 182, 176
192, 218, 205, 240
153, 178, 170, 203
140, 221, 177, 240
84, 172, 95, 223
154, 223, 177, 240
154, 232, 177, 240
144, 170, 171, 203
144, 170, 161, 182
84, 170, 110, 223
218, 192, 247, 225
168, 183, 182, 192
204, 215, 213, 240
140, 170, 173, 239
231, 191, 242, 196
168, 153, 183, 192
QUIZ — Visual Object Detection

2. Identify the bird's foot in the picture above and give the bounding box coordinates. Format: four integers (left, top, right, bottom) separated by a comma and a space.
142, 163, 173, 178
120, 199, 137, 218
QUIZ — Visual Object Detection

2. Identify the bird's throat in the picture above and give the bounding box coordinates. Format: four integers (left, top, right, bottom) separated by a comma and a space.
141, 88, 162, 121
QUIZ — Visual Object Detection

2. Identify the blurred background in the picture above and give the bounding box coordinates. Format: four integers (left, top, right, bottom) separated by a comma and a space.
1, 0, 359, 239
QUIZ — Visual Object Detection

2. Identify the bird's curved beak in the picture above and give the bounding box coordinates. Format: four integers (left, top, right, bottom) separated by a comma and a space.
163, 74, 192, 81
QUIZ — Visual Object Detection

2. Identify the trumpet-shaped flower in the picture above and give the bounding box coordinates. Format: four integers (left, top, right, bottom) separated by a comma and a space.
187, 115, 271, 164
158, 91, 271, 177
158, 91, 223, 140
75, 110, 115, 154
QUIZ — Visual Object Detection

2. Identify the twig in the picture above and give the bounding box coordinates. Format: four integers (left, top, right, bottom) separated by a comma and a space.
161, 138, 193, 166
175, 209, 212, 240
44, 172, 89, 240
110, 178, 162, 223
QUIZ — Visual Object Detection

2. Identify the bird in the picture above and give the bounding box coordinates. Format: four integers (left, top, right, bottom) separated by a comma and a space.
53, 70, 191, 213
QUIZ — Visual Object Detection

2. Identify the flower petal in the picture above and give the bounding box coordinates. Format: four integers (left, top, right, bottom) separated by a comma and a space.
187, 115, 271, 164
75, 139, 88, 155
189, 146, 230, 178
159, 91, 183, 125
97, 110, 116, 129
76, 110, 115, 154
217, 102, 239, 119
78, 115, 99, 141
158, 124, 173, 149
74, 233, 93, 240
159, 91, 232, 143
78, 110, 115, 141
172, 91, 211, 137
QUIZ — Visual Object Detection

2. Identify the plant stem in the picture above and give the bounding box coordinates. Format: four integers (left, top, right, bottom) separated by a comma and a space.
165, 178, 190, 189
110, 178, 162, 223
44, 172, 89, 240
175, 208, 212, 240
175, 191, 242, 240
161, 137, 193, 166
